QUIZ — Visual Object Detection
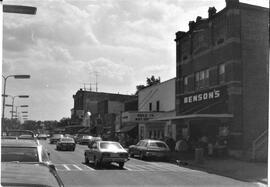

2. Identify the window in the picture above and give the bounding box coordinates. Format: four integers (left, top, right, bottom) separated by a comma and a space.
195, 72, 200, 90
205, 69, 209, 86
199, 71, 205, 88
219, 64, 225, 84
156, 101, 160, 112
149, 103, 152, 111
183, 76, 188, 92
195, 69, 210, 89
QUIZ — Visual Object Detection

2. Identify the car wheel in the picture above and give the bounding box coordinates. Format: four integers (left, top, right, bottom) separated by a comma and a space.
140, 152, 145, 160
72, 148, 75, 151
85, 156, 89, 164
119, 162, 124, 169
94, 158, 101, 168
128, 150, 134, 158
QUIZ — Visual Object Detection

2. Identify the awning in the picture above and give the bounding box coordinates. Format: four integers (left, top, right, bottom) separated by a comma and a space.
116, 124, 137, 133
150, 113, 234, 121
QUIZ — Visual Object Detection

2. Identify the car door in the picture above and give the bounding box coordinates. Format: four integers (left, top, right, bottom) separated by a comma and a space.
133, 141, 143, 155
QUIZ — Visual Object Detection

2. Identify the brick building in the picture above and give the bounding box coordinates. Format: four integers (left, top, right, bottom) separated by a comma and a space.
173, 0, 268, 159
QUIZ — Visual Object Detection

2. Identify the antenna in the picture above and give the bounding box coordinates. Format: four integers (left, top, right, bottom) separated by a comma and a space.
94, 71, 99, 92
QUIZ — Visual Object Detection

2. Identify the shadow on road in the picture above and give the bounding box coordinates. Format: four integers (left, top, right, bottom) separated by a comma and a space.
82, 162, 127, 170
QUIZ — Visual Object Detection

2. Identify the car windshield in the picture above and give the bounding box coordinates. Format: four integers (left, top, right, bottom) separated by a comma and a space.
83, 136, 91, 139
149, 142, 168, 148
61, 138, 73, 142
1, 147, 39, 162
100, 142, 123, 150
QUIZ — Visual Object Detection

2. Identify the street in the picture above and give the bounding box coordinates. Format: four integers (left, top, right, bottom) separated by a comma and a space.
40, 140, 259, 187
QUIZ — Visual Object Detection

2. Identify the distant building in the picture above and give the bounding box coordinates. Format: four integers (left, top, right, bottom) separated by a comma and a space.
173, 0, 268, 160
71, 89, 136, 136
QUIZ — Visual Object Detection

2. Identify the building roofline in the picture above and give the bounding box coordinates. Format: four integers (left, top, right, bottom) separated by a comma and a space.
138, 77, 176, 94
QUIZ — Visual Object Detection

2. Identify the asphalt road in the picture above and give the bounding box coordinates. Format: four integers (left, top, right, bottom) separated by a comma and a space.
40, 140, 259, 187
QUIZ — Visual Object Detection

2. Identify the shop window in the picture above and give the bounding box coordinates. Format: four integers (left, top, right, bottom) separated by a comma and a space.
199, 71, 205, 88
156, 101, 160, 112
219, 64, 225, 84
149, 103, 152, 111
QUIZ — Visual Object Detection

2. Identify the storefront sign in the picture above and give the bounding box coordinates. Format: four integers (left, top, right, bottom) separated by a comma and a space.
184, 89, 220, 104
122, 112, 161, 123
180, 86, 228, 113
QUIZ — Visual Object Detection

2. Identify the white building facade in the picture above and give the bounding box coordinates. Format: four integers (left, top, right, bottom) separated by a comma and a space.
138, 78, 176, 140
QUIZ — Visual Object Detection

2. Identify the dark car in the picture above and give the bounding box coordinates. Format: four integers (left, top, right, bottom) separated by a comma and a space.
37, 134, 48, 140
1, 162, 64, 187
1, 138, 55, 170
74, 134, 87, 144
56, 137, 76, 151
84, 141, 129, 168
79, 135, 93, 145
128, 139, 170, 160
50, 134, 64, 144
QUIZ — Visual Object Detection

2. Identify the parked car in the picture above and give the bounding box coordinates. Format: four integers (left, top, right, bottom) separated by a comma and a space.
74, 134, 87, 144
88, 136, 102, 147
56, 137, 76, 151
79, 135, 93, 145
128, 139, 170, 160
1, 162, 64, 187
37, 134, 48, 140
1, 138, 55, 170
84, 141, 129, 168
4, 130, 36, 140
50, 134, 64, 144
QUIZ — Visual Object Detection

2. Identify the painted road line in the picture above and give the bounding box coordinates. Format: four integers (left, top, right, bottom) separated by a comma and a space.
63, 164, 71, 171
83, 164, 95, 171
73, 164, 82, 171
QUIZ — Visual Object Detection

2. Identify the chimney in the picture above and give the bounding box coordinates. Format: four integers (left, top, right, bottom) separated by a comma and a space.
196, 16, 202, 22
208, 7, 216, 18
189, 21, 195, 31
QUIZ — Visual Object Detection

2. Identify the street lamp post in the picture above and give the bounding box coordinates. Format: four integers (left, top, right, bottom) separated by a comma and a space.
2, 75, 30, 124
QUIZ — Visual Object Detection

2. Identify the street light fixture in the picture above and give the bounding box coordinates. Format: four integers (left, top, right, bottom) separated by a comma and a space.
2, 74, 30, 122
3, 5, 37, 15
20, 105, 29, 107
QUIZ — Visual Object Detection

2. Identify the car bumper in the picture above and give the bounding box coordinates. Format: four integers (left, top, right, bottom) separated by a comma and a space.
145, 151, 168, 158
101, 157, 129, 163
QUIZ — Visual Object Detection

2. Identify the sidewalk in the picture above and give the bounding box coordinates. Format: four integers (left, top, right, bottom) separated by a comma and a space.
169, 152, 268, 185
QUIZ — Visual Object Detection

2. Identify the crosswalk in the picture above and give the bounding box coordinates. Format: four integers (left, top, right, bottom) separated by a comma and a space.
55, 162, 195, 172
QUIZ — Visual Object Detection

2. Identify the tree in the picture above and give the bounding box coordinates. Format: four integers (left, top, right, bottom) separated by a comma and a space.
135, 75, 161, 95
146, 75, 160, 86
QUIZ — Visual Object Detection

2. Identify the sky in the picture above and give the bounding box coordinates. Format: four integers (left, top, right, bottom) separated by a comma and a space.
2, 0, 269, 121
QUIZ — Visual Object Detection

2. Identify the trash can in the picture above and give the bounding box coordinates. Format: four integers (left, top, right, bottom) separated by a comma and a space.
195, 148, 204, 164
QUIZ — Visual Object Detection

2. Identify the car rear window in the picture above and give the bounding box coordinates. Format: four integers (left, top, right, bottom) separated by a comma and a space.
100, 142, 122, 150
149, 142, 168, 148
61, 138, 74, 142
2, 147, 39, 162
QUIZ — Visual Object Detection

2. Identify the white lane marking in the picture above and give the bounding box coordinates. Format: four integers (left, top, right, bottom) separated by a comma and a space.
83, 164, 95, 171
63, 164, 71, 171
73, 164, 82, 170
